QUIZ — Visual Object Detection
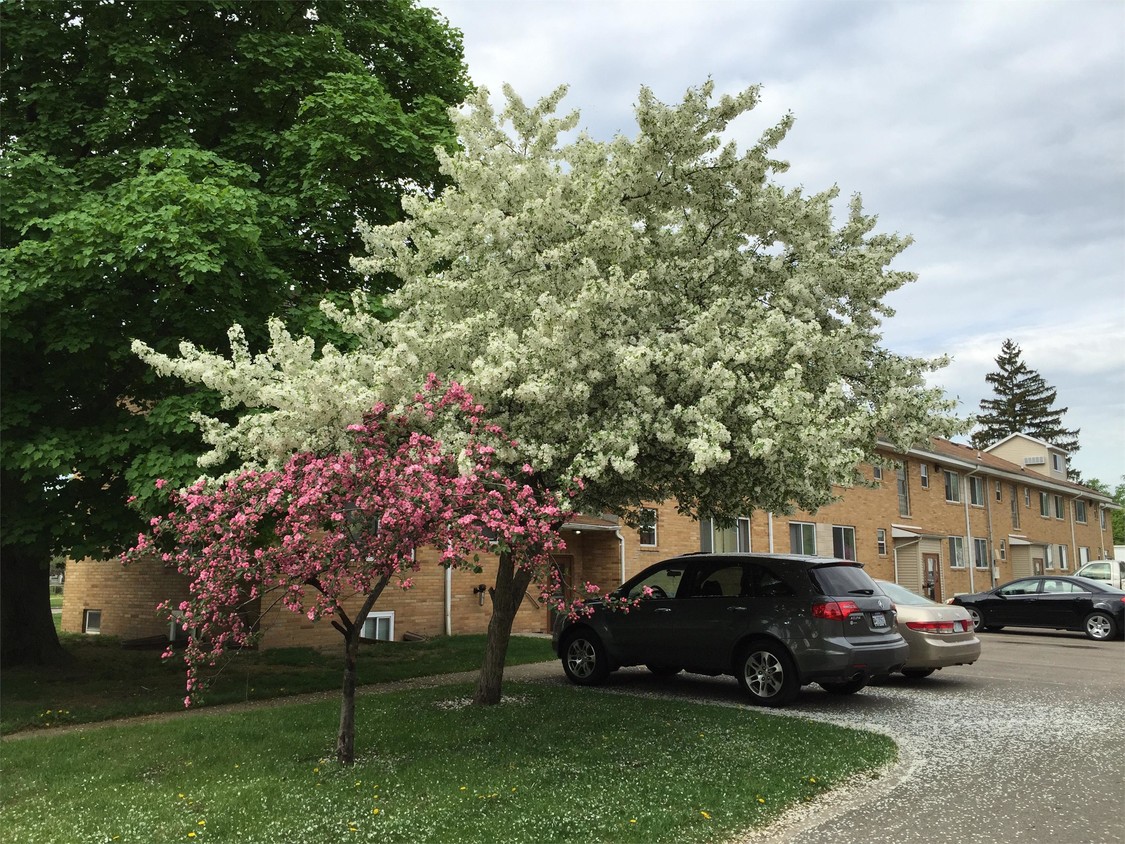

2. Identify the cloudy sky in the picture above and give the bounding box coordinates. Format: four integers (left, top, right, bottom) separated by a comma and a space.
427, 0, 1125, 484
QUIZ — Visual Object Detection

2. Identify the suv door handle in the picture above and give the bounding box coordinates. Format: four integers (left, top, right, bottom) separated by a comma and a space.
655, 607, 672, 613
727, 606, 748, 612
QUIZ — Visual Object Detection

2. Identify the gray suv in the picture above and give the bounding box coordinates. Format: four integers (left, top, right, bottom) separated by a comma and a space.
553, 553, 909, 706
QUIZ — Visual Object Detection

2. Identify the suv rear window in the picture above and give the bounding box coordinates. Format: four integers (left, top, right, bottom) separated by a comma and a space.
808, 563, 878, 597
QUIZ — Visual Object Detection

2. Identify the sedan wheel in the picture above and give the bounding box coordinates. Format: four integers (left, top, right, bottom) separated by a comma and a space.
966, 606, 984, 631
736, 641, 799, 707
1084, 611, 1117, 641
561, 632, 610, 685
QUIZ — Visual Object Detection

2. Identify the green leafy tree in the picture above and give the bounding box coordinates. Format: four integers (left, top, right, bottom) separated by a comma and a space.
971, 339, 1080, 457
1086, 477, 1125, 546
0, 0, 470, 666
138, 82, 962, 704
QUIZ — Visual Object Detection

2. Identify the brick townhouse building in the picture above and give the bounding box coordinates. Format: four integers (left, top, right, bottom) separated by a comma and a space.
63, 433, 1116, 650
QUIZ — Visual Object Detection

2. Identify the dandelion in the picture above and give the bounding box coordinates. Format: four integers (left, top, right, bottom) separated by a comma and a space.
700, 811, 711, 820
629, 819, 637, 824
372, 808, 380, 816
757, 796, 766, 804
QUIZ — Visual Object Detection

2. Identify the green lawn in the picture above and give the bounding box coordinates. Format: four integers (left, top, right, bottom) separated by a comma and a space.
0, 681, 896, 844
1, 633, 555, 735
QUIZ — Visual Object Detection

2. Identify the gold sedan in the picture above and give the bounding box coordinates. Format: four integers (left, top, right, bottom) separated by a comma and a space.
875, 579, 981, 679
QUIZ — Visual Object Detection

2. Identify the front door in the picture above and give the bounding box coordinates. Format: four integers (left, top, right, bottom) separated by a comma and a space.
923, 553, 942, 602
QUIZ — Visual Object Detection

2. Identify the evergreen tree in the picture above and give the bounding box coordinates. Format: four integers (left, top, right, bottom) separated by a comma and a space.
971, 339, 1080, 455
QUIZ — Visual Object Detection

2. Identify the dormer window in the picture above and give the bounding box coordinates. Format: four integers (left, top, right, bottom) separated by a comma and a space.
1051, 453, 1065, 472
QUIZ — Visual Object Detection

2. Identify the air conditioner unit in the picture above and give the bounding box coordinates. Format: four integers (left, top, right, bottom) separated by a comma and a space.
1023, 456, 1046, 466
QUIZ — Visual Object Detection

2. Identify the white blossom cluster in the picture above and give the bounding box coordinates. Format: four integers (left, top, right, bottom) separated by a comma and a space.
135, 81, 960, 518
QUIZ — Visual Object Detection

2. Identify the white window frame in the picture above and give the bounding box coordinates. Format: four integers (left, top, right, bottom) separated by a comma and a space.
1010, 484, 1020, 529
1058, 545, 1069, 570
876, 528, 887, 556
361, 611, 395, 642
1024, 487, 1031, 508
789, 521, 816, 555
701, 517, 751, 553
995, 480, 1003, 502
83, 609, 102, 635
638, 507, 658, 548
973, 538, 989, 569
948, 537, 966, 569
999, 540, 1007, 562
1039, 491, 1050, 518
1045, 545, 1055, 570
919, 463, 929, 489
944, 470, 961, 503
872, 464, 883, 481
969, 476, 985, 507
1074, 500, 1087, 524
1053, 495, 1064, 520
832, 525, 857, 561
896, 463, 910, 517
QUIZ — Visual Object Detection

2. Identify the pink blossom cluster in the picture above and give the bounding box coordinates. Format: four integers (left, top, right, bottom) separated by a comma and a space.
124, 379, 567, 705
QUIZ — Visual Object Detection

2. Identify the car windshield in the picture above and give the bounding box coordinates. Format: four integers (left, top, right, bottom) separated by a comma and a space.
809, 563, 876, 596
875, 580, 936, 607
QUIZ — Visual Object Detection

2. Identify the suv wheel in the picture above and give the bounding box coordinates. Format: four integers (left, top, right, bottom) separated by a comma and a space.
736, 641, 799, 707
561, 631, 610, 686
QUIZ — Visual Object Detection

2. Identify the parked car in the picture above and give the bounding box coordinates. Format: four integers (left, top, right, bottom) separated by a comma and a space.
1074, 560, 1125, 590
873, 579, 980, 678
552, 553, 909, 707
950, 575, 1125, 641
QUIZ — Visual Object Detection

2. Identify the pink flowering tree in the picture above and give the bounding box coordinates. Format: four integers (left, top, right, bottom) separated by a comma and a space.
126, 379, 565, 765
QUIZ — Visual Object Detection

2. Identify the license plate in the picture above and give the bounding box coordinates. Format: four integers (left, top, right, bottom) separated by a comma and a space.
871, 612, 887, 628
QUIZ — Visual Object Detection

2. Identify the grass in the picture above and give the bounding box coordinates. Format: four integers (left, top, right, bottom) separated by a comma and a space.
0, 681, 896, 844
0, 633, 555, 735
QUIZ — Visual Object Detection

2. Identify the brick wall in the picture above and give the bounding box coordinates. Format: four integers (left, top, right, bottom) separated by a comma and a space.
62, 555, 191, 641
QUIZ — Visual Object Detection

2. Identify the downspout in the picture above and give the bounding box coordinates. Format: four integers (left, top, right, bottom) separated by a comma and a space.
964, 466, 982, 593
767, 512, 775, 553
1068, 492, 1081, 570
615, 527, 626, 584
985, 480, 996, 588
444, 565, 452, 637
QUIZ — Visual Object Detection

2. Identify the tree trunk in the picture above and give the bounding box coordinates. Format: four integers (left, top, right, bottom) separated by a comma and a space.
474, 550, 533, 706
336, 627, 360, 766
0, 544, 68, 668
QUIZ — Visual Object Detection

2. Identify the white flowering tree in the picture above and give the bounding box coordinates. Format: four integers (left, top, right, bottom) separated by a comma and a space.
136, 81, 960, 704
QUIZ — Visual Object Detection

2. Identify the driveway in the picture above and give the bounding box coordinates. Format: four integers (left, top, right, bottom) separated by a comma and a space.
532, 630, 1123, 844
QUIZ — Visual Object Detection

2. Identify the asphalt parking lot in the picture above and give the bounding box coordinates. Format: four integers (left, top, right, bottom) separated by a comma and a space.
531, 629, 1124, 844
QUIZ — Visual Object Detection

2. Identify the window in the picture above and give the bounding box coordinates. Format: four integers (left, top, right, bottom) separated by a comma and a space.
700, 517, 750, 553
1052, 453, 1065, 472
876, 528, 887, 556
1101, 507, 1107, 530
1074, 500, 1087, 524
361, 611, 395, 642
944, 470, 961, 503
1045, 545, 1054, 570
948, 537, 966, 569
1023, 487, 1031, 508
999, 540, 1007, 562
1078, 546, 1090, 565
1010, 484, 1020, 529
83, 609, 102, 635
638, 508, 658, 547
896, 464, 910, 516
691, 563, 744, 598
1058, 545, 1069, 570
973, 538, 989, 569
969, 476, 985, 506
832, 525, 857, 561
1053, 495, 1064, 520
789, 522, 816, 555
919, 464, 930, 489
995, 480, 1003, 502
872, 464, 883, 481
626, 562, 685, 600
1039, 492, 1050, 517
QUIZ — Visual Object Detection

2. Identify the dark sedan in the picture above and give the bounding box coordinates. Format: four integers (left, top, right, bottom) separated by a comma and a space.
951, 575, 1125, 641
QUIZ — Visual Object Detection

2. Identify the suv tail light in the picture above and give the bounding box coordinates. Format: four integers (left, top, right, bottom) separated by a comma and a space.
812, 600, 862, 621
